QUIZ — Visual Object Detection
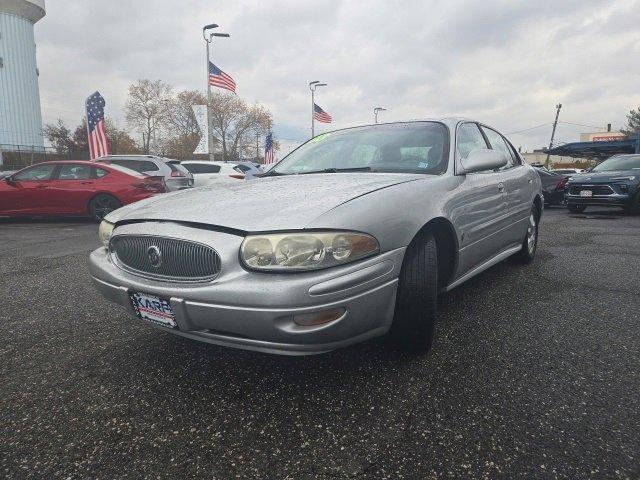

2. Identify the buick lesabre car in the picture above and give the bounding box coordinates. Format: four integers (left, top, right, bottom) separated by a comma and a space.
90, 119, 543, 355
565, 154, 640, 213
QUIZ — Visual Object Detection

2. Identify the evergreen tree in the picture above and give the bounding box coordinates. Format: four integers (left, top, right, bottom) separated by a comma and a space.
621, 106, 640, 137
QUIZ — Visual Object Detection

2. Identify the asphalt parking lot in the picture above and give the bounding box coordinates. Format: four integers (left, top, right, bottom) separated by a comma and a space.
1, 207, 639, 479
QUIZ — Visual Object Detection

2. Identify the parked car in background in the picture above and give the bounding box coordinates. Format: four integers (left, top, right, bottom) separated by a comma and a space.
536, 168, 569, 206
0, 161, 166, 220
552, 168, 583, 174
565, 154, 640, 213
178, 160, 263, 187
96, 155, 193, 191
90, 119, 543, 356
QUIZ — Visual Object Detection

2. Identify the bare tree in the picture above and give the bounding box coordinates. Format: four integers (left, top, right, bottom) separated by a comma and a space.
209, 92, 274, 161
43, 119, 75, 154
125, 79, 173, 154
166, 89, 207, 158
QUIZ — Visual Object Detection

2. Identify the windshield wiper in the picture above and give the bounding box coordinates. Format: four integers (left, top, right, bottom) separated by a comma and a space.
297, 166, 373, 175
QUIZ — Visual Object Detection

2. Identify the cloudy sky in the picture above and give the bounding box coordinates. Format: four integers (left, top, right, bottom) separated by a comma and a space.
35, 0, 640, 152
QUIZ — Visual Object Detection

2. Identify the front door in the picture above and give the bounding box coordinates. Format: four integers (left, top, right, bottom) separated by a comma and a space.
0, 164, 57, 214
451, 122, 510, 276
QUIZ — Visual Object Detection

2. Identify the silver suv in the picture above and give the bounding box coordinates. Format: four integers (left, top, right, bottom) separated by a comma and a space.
96, 155, 194, 191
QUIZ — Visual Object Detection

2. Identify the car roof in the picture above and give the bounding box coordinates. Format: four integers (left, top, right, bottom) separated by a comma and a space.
21, 160, 96, 166
181, 160, 238, 165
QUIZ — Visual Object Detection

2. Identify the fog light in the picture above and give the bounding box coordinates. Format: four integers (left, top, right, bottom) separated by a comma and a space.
293, 308, 346, 326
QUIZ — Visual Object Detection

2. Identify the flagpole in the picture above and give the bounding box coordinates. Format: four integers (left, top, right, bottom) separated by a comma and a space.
309, 81, 326, 139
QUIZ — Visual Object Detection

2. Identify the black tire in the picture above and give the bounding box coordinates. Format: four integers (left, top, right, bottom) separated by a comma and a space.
567, 204, 586, 213
88, 194, 121, 221
513, 205, 540, 264
623, 192, 640, 215
388, 233, 438, 354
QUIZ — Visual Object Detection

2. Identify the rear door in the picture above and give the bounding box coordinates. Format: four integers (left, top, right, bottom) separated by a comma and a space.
47, 163, 95, 213
451, 122, 509, 275
1, 164, 57, 213
480, 126, 531, 246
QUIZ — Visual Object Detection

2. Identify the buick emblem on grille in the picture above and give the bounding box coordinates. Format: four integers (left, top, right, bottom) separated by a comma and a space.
147, 245, 162, 268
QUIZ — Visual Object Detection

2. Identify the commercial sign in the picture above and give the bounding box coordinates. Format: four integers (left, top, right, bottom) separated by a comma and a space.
192, 105, 208, 154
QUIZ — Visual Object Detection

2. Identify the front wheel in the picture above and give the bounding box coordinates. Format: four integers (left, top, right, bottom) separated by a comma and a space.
388, 234, 438, 354
512, 206, 539, 264
567, 204, 586, 213
623, 192, 640, 215
88, 194, 122, 221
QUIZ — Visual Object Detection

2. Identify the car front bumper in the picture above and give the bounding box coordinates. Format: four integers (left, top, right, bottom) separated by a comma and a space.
89, 222, 405, 355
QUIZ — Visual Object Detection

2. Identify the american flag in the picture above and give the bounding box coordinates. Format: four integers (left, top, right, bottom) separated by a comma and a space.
264, 132, 276, 164
209, 61, 236, 93
313, 103, 332, 123
86, 91, 111, 159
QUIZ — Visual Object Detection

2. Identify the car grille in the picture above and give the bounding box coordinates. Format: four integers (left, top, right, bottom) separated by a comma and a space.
569, 185, 615, 196
110, 235, 221, 282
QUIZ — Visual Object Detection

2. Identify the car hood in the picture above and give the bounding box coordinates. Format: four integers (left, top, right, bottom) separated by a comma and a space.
570, 171, 639, 183
107, 173, 424, 232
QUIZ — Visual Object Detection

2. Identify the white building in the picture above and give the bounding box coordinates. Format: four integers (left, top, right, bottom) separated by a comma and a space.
0, 0, 46, 150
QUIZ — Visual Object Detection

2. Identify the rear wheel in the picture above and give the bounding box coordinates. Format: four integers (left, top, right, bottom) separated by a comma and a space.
513, 206, 539, 264
567, 204, 586, 213
88, 194, 121, 221
388, 233, 438, 354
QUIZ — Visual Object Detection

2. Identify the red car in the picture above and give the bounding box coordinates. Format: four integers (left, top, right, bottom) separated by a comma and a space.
0, 161, 166, 220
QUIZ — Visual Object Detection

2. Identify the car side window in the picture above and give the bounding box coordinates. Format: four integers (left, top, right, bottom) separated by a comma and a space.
57, 164, 92, 180
94, 167, 110, 178
457, 123, 488, 159
184, 163, 221, 174
111, 160, 159, 173
138, 161, 159, 172
234, 164, 251, 173
481, 127, 514, 170
13, 164, 56, 181
506, 140, 522, 165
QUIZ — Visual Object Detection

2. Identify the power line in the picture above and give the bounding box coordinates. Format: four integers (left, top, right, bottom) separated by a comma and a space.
505, 123, 551, 135
557, 120, 605, 129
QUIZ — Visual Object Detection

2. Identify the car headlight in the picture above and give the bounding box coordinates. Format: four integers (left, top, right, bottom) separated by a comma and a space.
240, 231, 379, 271
611, 176, 636, 181
98, 220, 115, 247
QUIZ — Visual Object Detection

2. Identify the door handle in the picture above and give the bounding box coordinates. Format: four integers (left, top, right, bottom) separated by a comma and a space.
36, 184, 48, 189
498, 182, 505, 193
81, 182, 93, 185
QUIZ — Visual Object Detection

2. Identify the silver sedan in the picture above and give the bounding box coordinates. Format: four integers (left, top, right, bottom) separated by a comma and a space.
89, 119, 543, 355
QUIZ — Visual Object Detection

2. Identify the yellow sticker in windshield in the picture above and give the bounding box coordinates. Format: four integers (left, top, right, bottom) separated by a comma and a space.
310, 132, 332, 143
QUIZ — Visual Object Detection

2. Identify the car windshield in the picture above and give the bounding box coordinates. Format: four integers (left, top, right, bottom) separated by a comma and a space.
272, 122, 449, 175
592, 155, 640, 172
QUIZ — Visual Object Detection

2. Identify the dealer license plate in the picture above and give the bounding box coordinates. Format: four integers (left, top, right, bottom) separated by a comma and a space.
580, 190, 593, 197
129, 292, 178, 329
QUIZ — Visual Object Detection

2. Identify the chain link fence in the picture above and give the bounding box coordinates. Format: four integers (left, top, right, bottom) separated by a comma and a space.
0, 144, 90, 171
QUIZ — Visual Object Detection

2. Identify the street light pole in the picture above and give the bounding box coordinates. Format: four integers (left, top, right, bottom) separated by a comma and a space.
374, 107, 387, 124
203, 25, 230, 161
309, 81, 326, 138
203, 24, 218, 161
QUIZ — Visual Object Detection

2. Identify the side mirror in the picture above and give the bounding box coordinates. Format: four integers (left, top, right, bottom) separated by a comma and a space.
4, 175, 15, 185
460, 149, 508, 174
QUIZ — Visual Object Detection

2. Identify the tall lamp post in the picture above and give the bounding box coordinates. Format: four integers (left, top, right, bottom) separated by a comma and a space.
309, 80, 326, 138
374, 107, 386, 124
203, 24, 230, 161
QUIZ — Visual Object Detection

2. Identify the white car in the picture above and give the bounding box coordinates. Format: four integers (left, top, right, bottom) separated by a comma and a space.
179, 161, 263, 187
